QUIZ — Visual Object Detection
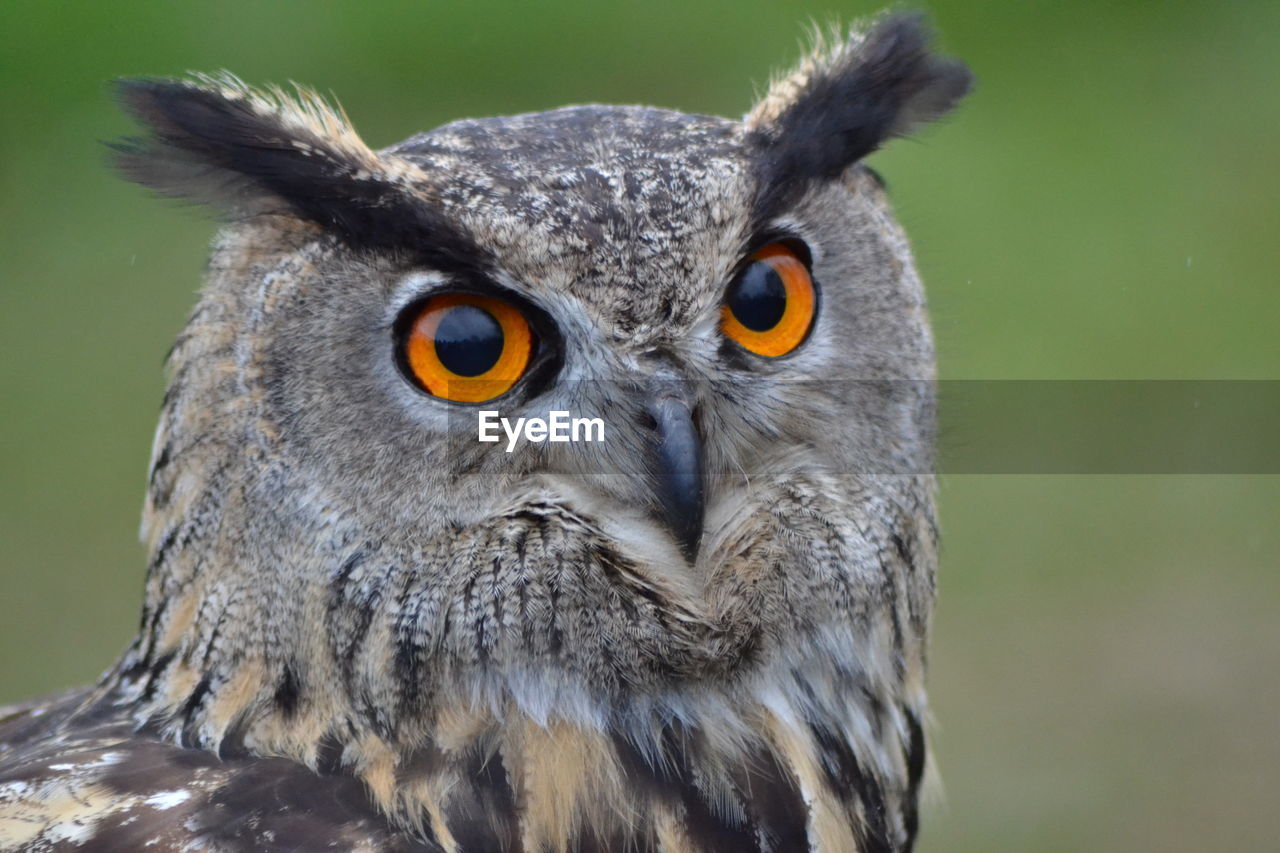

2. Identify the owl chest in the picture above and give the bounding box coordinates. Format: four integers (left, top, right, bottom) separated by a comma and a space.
383, 704, 909, 853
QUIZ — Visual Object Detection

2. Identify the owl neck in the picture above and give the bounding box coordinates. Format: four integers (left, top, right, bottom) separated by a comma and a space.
105, 611, 926, 852
113, 451, 932, 849
110, 444, 932, 849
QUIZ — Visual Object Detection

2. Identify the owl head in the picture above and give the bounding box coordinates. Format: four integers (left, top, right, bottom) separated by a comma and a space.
105, 14, 968, 845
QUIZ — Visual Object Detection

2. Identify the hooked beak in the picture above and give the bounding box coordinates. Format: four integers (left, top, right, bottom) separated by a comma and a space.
646, 387, 705, 563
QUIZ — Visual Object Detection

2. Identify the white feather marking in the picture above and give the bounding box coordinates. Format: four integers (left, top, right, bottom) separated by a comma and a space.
143, 789, 193, 810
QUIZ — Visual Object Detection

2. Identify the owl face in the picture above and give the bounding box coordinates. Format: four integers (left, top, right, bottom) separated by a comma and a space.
265, 105, 932, 568
116, 17, 968, 729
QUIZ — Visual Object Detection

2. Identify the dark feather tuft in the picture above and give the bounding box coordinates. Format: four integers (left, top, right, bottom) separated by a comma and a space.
111, 77, 484, 269
750, 13, 972, 220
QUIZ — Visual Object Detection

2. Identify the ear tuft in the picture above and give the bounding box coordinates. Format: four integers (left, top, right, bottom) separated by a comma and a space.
111, 74, 426, 246
747, 13, 972, 184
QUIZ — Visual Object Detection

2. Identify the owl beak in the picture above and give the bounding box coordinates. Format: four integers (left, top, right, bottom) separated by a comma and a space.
646, 389, 705, 563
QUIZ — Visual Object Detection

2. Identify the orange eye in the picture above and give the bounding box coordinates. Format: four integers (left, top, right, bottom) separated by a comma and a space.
401, 293, 533, 403
720, 243, 816, 357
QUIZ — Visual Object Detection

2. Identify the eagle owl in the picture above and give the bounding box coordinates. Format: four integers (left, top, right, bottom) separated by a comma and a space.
0, 14, 969, 853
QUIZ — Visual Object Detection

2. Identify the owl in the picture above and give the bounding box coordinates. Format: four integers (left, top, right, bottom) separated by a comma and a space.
0, 13, 969, 853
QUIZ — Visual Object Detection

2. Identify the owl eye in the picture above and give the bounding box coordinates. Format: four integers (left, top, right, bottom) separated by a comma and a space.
398, 292, 534, 403
720, 242, 817, 357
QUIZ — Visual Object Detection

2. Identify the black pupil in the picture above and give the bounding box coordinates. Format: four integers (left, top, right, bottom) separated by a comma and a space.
728, 261, 787, 332
434, 305, 504, 376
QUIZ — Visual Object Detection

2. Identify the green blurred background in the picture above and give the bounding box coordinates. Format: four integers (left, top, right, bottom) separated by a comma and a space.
1, 1, 1276, 849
